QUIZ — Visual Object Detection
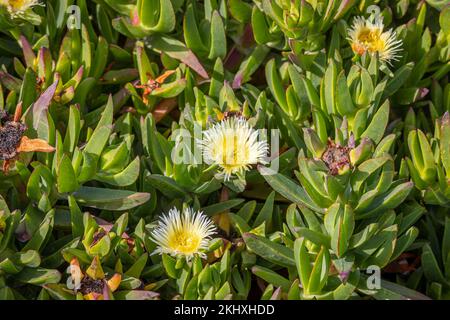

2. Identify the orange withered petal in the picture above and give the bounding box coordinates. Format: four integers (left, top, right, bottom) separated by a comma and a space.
16, 136, 56, 153
83, 293, 103, 300
70, 258, 80, 268
107, 273, 122, 293
13, 102, 23, 122
155, 70, 176, 84
2, 160, 11, 174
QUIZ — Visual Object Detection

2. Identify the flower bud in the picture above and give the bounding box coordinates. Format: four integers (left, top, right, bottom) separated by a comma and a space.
350, 138, 374, 166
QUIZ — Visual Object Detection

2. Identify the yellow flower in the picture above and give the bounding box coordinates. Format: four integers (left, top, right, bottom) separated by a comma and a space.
1, 0, 42, 18
150, 207, 217, 260
199, 116, 269, 181
348, 16, 402, 64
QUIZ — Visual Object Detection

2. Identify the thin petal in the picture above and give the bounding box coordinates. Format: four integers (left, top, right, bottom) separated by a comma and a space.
156, 70, 176, 84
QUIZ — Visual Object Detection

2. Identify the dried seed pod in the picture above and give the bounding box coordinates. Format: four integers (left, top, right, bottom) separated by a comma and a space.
0, 121, 27, 161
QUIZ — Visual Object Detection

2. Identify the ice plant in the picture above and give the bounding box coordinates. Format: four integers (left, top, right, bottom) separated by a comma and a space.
0, 0, 448, 301
0, 104, 54, 173
199, 116, 269, 181
0, 0, 42, 18
406, 112, 450, 206
150, 207, 217, 260
348, 15, 402, 63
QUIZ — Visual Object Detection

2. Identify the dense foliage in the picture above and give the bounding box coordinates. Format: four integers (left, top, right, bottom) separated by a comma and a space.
0, 0, 449, 300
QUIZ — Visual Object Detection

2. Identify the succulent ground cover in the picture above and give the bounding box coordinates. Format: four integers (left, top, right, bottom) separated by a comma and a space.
0, 0, 449, 301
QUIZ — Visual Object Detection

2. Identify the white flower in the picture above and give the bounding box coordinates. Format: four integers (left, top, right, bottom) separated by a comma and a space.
348, 15, 402, 63
1, 0, 42, 18
150, 207, 217, 260
199, 116, 269, 181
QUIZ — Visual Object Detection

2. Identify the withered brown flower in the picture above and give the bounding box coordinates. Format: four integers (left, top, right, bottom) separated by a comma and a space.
0, 103, 55, 173
321, 140, 351, 176
68, 257, 121, 300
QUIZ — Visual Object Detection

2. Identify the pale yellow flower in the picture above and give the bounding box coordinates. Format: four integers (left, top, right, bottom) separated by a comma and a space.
0, 0, 42, 18
348, 16, 402, 63
150, 207, 217, 260
199, 116, 269, 181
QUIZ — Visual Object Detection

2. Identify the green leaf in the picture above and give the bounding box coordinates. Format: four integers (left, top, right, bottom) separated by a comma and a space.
161, 254, 179, 279
294, 238, 311, 290
202, 199, 245, 216
390, 227, 419, 262
382, 62, 414, 99
360, 276, 431, 300
258, 167, 325, 213
252, 265, 291, 292
243, 233, 295, 267
96, 157, 140, 187
322, 59, 337, 114
125, 253, 148, 278
336, 71, 355, 116
208, 11, 227, 60
307, 246, 330, 294
355, 182, 414, 218
22, 210, 55, 252
71, 187, 150, 211
233, 45, 269, 87
440, 112, 450, 178
150, 35, 208, 79
43, 284, 75, 300
236, 200, 256, 223
265, 59, 287, 112
78, 119, 112, 183
422, 243, 448, 285
57, 155, 79, 193
294, 227, 330, 248
63, 105, 81, 153
253, 191, 275, 229
16, 268, 61, 285
138, 0, 175, 33
229, 213, 251, 235
361, 100, 390, 144
114, 290, 159, 300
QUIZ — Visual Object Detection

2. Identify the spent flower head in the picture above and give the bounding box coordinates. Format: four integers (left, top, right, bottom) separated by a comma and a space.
67, 257, 121, 301
0, 104, 55, 173
348, 15, 402, 64
150, 207, 217, 260
199, 116, 269, 181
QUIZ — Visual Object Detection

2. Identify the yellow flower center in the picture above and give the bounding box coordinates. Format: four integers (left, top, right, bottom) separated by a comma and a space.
356, 28, 384, 53
8, 0, 24, 8
168, 230, 202, 255
4, 0, 25, 9
2, 0, 38, 13
210, 131, 251, 174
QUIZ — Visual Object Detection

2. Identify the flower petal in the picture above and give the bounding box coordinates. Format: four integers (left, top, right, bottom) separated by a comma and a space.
155, 70, 176, 84
107, 273, 122, 292
16, 136, 55, 153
